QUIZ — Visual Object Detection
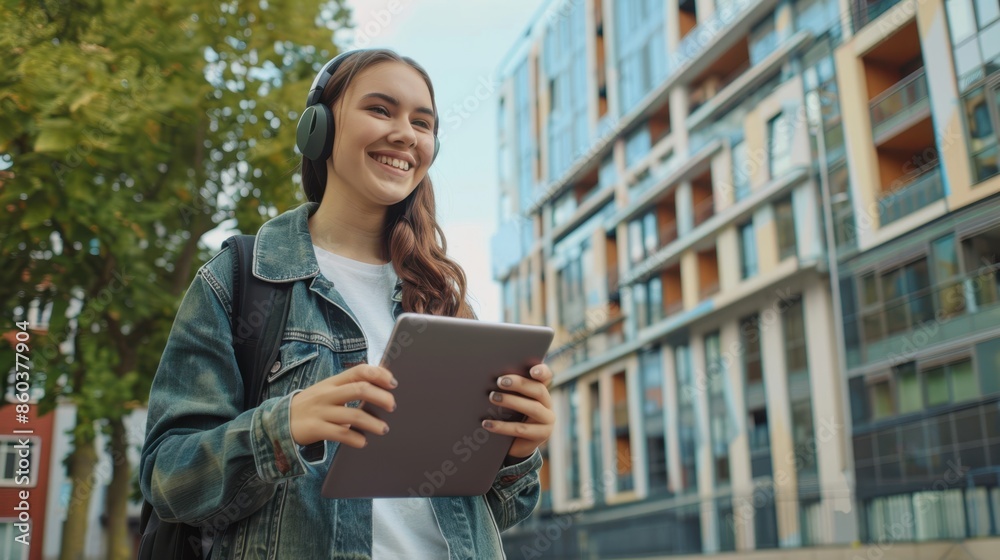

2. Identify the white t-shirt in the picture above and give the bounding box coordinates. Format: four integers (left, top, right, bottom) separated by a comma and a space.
313, 245, 450, 560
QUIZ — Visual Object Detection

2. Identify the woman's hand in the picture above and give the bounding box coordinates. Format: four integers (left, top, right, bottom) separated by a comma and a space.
482, 363, 555, 460
289, 364, 398, 448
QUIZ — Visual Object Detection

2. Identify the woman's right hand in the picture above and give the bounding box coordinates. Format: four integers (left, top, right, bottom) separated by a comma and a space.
289, 364, 398, 448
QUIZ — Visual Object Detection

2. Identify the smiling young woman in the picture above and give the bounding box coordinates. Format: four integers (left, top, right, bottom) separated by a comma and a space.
140, 49, 556, 560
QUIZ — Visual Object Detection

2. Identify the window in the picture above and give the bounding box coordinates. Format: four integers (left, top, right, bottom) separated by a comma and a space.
731, 139, 751, 200
948, 0, 1000, 180
775, 196, 797, 260
566, 384, 581, 499
739, 221, 758, 279
857, 259, 935, 344
871, 378, 895, 419
768, 112, 793, 178
502, 275, 519, 323
705, 332, 731, 485
628, 209, 660, 265
749, 14, 778, 65
589, 383, 604, 504
640, 349, 669, 493
0, 524, 28, 560
0, 438, 37, 487
675, 344, 699, 493
948, 0, 1000, 90
741, 314, 764, 385
932, 235, 967, 319
897, 363, 922, 414
792, 399, 817, 474
615, 0, 667, 114
783, 297, 809, 376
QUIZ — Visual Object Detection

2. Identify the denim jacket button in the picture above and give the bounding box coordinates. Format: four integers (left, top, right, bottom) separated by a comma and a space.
270, 360, 281, 373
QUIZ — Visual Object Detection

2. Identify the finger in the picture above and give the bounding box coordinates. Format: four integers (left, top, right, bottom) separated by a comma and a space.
481, 418, 550, 441
334, 381, 397, 413
495, 374, 552, 409
528, 363, 553, 386
331, 364, 398, 391
488, 391, 555, 426
319, 403, 391, 436
317, 423, 370, 449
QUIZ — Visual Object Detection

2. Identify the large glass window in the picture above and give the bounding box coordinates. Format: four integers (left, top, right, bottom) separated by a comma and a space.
792, 399, 818, 474
675, 344, 699, 493
768, 112, 793, 178
615, 0, 668, 114
783, 297, 809, 376
739, 221, 758, 279
732, 138, 751, 200
857, 259, 934, 344
948, 0, 1000, 180
775, 196, 797, 260
706, 332, 731, 486
545, 0, 589, 179
566, 384, 581, 499
641, 348, 669, 493
741, 314, 764, 385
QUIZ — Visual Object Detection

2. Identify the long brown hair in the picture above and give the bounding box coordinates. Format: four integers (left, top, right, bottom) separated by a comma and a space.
300, 49, 475, 319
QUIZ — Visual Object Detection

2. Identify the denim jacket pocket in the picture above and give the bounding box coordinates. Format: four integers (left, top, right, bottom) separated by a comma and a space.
265, 341, 320, 400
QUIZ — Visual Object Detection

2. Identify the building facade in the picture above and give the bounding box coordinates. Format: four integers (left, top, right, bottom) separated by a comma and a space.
491, 0, 1000, 557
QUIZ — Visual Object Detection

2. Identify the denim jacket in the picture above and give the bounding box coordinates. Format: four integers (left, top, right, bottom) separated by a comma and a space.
140, 202, 541, 559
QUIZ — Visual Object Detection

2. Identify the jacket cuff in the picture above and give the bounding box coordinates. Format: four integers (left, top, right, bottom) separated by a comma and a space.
251, 392, 309, 481
493, 448, 541, 494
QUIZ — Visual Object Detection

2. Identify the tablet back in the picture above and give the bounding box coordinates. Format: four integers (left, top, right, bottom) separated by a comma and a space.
322, 313, 554, 498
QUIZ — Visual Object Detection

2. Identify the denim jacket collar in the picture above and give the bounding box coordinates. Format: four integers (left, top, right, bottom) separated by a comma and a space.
253, 202, 404, 303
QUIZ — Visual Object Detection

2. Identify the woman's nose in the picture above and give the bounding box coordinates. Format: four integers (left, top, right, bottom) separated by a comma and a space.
388, 119, 417, 147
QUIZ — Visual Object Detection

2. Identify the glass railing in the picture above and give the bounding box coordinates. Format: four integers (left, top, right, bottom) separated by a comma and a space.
870, 69, 929, 140
845, 262, 1000, 366
852, 0, 902, 31
671, 0, 757, 76
877, 163, 944, 226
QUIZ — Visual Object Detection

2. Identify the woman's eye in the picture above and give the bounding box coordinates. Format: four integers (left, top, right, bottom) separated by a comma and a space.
413, 120, 431, 129
368, 106, 389, 116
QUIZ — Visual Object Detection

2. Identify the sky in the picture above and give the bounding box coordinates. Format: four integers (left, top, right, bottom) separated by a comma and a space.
336, 0, 547, 322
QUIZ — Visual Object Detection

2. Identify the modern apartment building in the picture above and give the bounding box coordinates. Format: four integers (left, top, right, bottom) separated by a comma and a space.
490, 0, 1000, 557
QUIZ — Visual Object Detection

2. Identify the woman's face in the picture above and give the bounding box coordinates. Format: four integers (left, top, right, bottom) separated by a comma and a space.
326, 61, 436, 209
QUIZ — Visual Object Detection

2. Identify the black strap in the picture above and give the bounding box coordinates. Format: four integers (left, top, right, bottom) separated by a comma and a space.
226, 234, 293, 410
138, 235, 292, 560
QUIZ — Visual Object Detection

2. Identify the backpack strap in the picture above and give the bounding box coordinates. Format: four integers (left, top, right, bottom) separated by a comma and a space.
226, 234, 293, 410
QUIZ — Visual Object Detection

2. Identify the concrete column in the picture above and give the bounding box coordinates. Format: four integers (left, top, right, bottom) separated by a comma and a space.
804, 281, 859, 545
759, 296, 801, 547
691, 334, 719, 553
722, 320, 755, 551
662, 345, 685, 495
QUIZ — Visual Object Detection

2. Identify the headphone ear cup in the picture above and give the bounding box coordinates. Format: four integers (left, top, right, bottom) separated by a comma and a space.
296, 104, 335, 161
431, 136, 440, 165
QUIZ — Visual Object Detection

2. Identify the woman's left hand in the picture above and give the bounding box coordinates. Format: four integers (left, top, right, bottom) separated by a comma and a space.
483, 363, 555, 461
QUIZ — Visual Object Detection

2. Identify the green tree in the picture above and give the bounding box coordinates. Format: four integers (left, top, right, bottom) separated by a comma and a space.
0, 1, 349, 557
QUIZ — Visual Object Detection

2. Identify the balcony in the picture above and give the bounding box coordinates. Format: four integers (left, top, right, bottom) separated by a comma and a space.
851, 0, 902, 32
613, 401, 629, 429
870, 69, 929, 143
877, 163, 944, 226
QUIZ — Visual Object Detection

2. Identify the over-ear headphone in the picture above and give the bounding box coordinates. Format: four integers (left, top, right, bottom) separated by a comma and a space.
295, 50, 440, 165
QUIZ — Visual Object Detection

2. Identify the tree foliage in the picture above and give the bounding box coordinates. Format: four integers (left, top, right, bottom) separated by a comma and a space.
0, 0, 350, 555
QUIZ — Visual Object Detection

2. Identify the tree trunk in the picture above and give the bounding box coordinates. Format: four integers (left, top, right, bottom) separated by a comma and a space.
104, 418, 131, 560
59, 431, 98, 560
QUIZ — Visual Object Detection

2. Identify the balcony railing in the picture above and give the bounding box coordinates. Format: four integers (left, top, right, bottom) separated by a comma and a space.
613, 402, 629, 428
870, 68, 929, 141
877, 163, 944, 226
851, 0, 902, 31
699, 280, 721, 300
693, 196, 715, 227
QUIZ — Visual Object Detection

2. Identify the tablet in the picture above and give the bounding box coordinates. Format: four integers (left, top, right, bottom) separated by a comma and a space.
321, 312, 554, 499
